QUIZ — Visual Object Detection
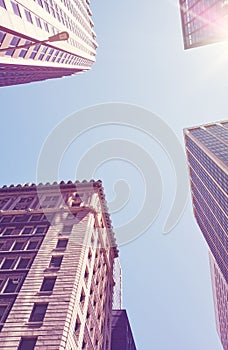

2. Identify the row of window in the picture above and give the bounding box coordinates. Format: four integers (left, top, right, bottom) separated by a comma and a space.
0, 32, 93, 68
0, 225, 47, 237
0, 213, 52, 223
0, 238, 40, 252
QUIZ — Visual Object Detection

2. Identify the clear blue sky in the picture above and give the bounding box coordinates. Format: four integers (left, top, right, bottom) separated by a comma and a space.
1, 1, 227, 349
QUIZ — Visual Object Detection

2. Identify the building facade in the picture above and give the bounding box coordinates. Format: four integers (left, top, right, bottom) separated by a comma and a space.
0, 180, 118, 350
111, 310, 137, 350
184, 120, 227, 350
179, 0, 228, 49
0, 0, 97, 86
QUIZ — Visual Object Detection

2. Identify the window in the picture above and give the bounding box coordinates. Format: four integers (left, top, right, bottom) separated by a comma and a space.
18, 337, 37, 350
16, 258, 30, 269
12, 241, 24, 251
29, 303, 48, 322
21, 227, 33, 235
13, 215, 27, 222
0, 0, 6, 9
2, 228, 14, 236
29, 44, 41, 59
75, 316, 81, 337
34, 226, 46, 234
11, 1, 21, 17
26, 240, 39, 250
24, 9, 33, 23
1, 258, 15, 269
0, 304, 8, 322
49, 256, 63, 268
35, 16, 42, 28
30, 214, 43, 221
56, 239, 68, 249
19, 40, 31, 58
1, 216, 12, 223
0, 242, 5, 250
40, 277, 56, 292
3, 278, 20, 293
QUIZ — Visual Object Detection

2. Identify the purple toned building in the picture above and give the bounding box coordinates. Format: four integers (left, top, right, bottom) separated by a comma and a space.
179, 0, 228, 49
111, 310, 137, 350
0, 180, 118, 349
0, 0, 97, 86
184, 121, 228, 350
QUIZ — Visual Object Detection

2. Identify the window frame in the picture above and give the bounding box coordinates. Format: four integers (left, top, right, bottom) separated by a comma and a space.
29, 303, 48, 323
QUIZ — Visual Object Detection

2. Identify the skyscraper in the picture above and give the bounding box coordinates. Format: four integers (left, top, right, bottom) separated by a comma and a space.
179, 0, 228, 49
184, 121, 227, 350
0, 0, 97, 86
0, 180, 118, 349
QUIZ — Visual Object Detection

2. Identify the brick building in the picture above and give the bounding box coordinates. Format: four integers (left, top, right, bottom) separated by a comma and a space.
0, 180, 118, 350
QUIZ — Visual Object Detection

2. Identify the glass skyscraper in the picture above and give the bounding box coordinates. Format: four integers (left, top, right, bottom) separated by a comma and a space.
179, 0, 228, 48
184, 121, 227, 350
0, 0, 97, 86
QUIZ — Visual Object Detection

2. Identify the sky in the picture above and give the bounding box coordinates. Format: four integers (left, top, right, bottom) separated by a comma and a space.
1, 1, 228, 349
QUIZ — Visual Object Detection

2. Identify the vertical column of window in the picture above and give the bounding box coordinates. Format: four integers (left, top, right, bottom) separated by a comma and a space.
29, 44, 41, 59
19, 40, 32, 58
38, 46, 48, 60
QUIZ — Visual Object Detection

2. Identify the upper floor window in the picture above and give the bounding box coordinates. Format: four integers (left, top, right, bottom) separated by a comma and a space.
11, 1, 21, 17
18, 338, 37, 350
56, 239, 68, 249
49, 255, 63, 268
40, 277, 56, 292
29, 303, 48, 322
0, 0, 6, 9
3, 278, 20, 293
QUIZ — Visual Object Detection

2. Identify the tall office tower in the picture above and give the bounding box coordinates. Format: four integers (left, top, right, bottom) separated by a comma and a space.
0, 0, 97, 86
179, 0, 228, 49
184, 121, 228, 350
0, 180, 118, 350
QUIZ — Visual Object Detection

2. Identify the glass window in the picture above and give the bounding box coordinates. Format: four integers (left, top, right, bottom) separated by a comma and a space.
30, 214, 43, 221
29, 44, 41, 59
26, 240, 39, 250
12, 242, 24, 251
21, 227, 33, 235
0, 0, 6, 9
5, 36, 20, 56
2, 228, 14, 236
16, 258, 30, 269
0, 304, 8, 322
11, 1, 21, 17
1, 258, 15, 269
29, 303, 48, 322
35, 226, 46, 234
35, 16, 42, 28
49, 256, 63, 268
40, 277, 56, 291
18, 338, 37, 350
13, 215, 27, 223
24, 9, 33, 23
1, 216, 12, 223
19, 40, 31, 58
38, 46, 48, 60
0, 242, 5, 250
3, 278, 20, 293
56, 239, 68, 249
